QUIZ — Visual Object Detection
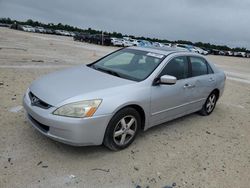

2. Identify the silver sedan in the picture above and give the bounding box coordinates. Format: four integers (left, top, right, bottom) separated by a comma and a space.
23, 47, 226, 150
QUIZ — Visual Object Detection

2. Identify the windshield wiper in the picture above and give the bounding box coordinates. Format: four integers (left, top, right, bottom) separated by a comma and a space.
92, 65, 121, 78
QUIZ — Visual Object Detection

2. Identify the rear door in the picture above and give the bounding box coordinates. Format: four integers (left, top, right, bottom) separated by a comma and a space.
187, 56, 216, 109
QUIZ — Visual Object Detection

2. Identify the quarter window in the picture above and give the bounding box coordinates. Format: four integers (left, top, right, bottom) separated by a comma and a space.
190, 57, 208, 77
160, 56, 189, 80
207, 64, 214, 74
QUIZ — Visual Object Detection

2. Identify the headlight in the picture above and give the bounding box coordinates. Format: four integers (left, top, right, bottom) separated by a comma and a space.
53, 99, 102, 118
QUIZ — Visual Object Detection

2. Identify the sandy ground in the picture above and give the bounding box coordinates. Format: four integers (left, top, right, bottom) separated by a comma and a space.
0, 28, 250, 188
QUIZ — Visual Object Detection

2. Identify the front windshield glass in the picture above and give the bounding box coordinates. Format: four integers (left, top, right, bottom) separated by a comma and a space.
90, 49, 165, 81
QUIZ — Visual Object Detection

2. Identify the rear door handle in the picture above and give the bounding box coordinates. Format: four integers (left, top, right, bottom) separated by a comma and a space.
184, 83, 195, 89
209, 77, 215, 82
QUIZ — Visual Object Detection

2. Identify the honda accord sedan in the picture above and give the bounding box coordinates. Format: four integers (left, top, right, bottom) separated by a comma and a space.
23, 47, 226, 150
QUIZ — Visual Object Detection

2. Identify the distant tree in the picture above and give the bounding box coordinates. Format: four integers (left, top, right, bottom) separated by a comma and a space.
26, 19, 34, 26
232, 47, 247, 52
176, 40, 193, 45
0, 17, 13, 24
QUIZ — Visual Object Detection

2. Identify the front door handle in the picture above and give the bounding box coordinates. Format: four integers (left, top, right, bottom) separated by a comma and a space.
184, 83, 195, 89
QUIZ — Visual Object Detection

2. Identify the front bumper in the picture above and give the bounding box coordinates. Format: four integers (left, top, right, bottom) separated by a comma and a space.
23, 92, 112, 146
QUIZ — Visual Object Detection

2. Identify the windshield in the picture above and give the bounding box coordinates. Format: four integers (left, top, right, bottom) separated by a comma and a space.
90, 49, 165, 81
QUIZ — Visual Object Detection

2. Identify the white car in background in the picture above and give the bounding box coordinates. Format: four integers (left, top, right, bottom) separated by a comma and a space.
121, 39, 134, 47
234, 52, 246, 57
69, 32, 76, 37
225, 51, 233, 56
122, 37, 139, 46
194, 47, 208, 55
152, 42, 165, 47
61, 31, 71, 36
233, 52, 238, 56
237, 52, 246, 57
129, 39, 139, 46
21, 25, 35, 32
111, 38, 123, 46
55, 30, 71, 36
55, 30, 64, 35
177, 44, 199, 53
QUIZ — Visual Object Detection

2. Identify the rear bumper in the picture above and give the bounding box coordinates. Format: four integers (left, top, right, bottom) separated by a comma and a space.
23, 92, 112, 146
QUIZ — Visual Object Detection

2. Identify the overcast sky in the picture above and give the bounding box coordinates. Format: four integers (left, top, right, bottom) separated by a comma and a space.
0, 0, 250, 48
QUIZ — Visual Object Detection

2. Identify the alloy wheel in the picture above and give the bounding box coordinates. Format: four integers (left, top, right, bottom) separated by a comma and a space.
206, 94, 216, 113
113, 115, 137, 146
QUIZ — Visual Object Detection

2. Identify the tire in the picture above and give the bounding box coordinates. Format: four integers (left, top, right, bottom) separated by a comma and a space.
104, 107, 141, 151
199, 92, 218, 116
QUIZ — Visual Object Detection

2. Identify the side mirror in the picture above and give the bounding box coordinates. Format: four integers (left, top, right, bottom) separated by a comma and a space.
159, 75, 177, 85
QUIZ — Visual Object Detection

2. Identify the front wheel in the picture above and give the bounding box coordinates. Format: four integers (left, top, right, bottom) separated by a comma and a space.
104, 108, 141, 151
199, 92, 218, 116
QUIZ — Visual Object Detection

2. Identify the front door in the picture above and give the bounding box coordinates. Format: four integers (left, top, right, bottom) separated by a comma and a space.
150, 56, 194, 127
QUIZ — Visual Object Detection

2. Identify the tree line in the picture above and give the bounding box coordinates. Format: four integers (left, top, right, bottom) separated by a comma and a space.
0, 17, 248, 52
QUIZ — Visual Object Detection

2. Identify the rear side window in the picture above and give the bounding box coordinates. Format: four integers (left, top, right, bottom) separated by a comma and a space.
190, 57, 208, 77
207, 64, 214, 74
160, 56, 189, 80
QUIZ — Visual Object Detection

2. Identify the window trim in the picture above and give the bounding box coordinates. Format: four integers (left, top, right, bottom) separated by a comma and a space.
155, 55, 190, 82
187, 56, 214, 78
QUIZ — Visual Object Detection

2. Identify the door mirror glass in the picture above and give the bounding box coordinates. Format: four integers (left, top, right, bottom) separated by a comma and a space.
159, 75, 177, 85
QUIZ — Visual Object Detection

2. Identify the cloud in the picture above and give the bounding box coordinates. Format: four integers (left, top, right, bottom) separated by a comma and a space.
0, 0, 250, 48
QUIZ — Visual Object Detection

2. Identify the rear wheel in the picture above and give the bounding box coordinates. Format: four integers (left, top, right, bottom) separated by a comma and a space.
104, 108, 141, 151
199, 92, 218, 116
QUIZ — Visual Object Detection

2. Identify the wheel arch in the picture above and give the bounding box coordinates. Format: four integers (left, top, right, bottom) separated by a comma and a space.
111, 104, 146, 131
211, 88, 220, 100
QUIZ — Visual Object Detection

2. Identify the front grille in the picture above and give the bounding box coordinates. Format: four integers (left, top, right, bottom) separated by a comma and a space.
28, 114, 50, 132
29, 92, 52, 109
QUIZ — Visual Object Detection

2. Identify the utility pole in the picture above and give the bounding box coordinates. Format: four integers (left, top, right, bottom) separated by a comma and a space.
101, 31, 104, 45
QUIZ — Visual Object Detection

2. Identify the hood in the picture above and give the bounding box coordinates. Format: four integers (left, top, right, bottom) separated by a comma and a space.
30, 65, 134, 106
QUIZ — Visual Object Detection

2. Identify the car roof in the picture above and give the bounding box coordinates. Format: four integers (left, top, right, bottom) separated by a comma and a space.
128, 46, 189, 56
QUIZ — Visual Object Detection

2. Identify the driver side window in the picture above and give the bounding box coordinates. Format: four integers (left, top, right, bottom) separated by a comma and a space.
160, 56, 189, 80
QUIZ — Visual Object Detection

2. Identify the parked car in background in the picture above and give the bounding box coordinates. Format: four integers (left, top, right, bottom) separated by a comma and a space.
177, 44, 199, 53
127, 39, 139, 46
62, 31, 71, 36
55, 30, 70, 36
55, 30, 64, 35
235, 52, 246, 57
233, 52, 238, 57
23, 47, 225, 150
121, 38, 134, 47
194, 47, 208, 55
69, 32, 76, 37
0, 23, 11, 27
35, 26, 46, 33
89, 34, 111, 46
44, 29, 54, 35
164, 43, 172, 47
111, 38, 123, 46
21, 25, 36, 32
137, 40, 152, 47
152, 42, 165, 48
225, 51, 233, 56
210, 49, 220, 55
219, 51, 225, 56
74, 33, 89, 42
